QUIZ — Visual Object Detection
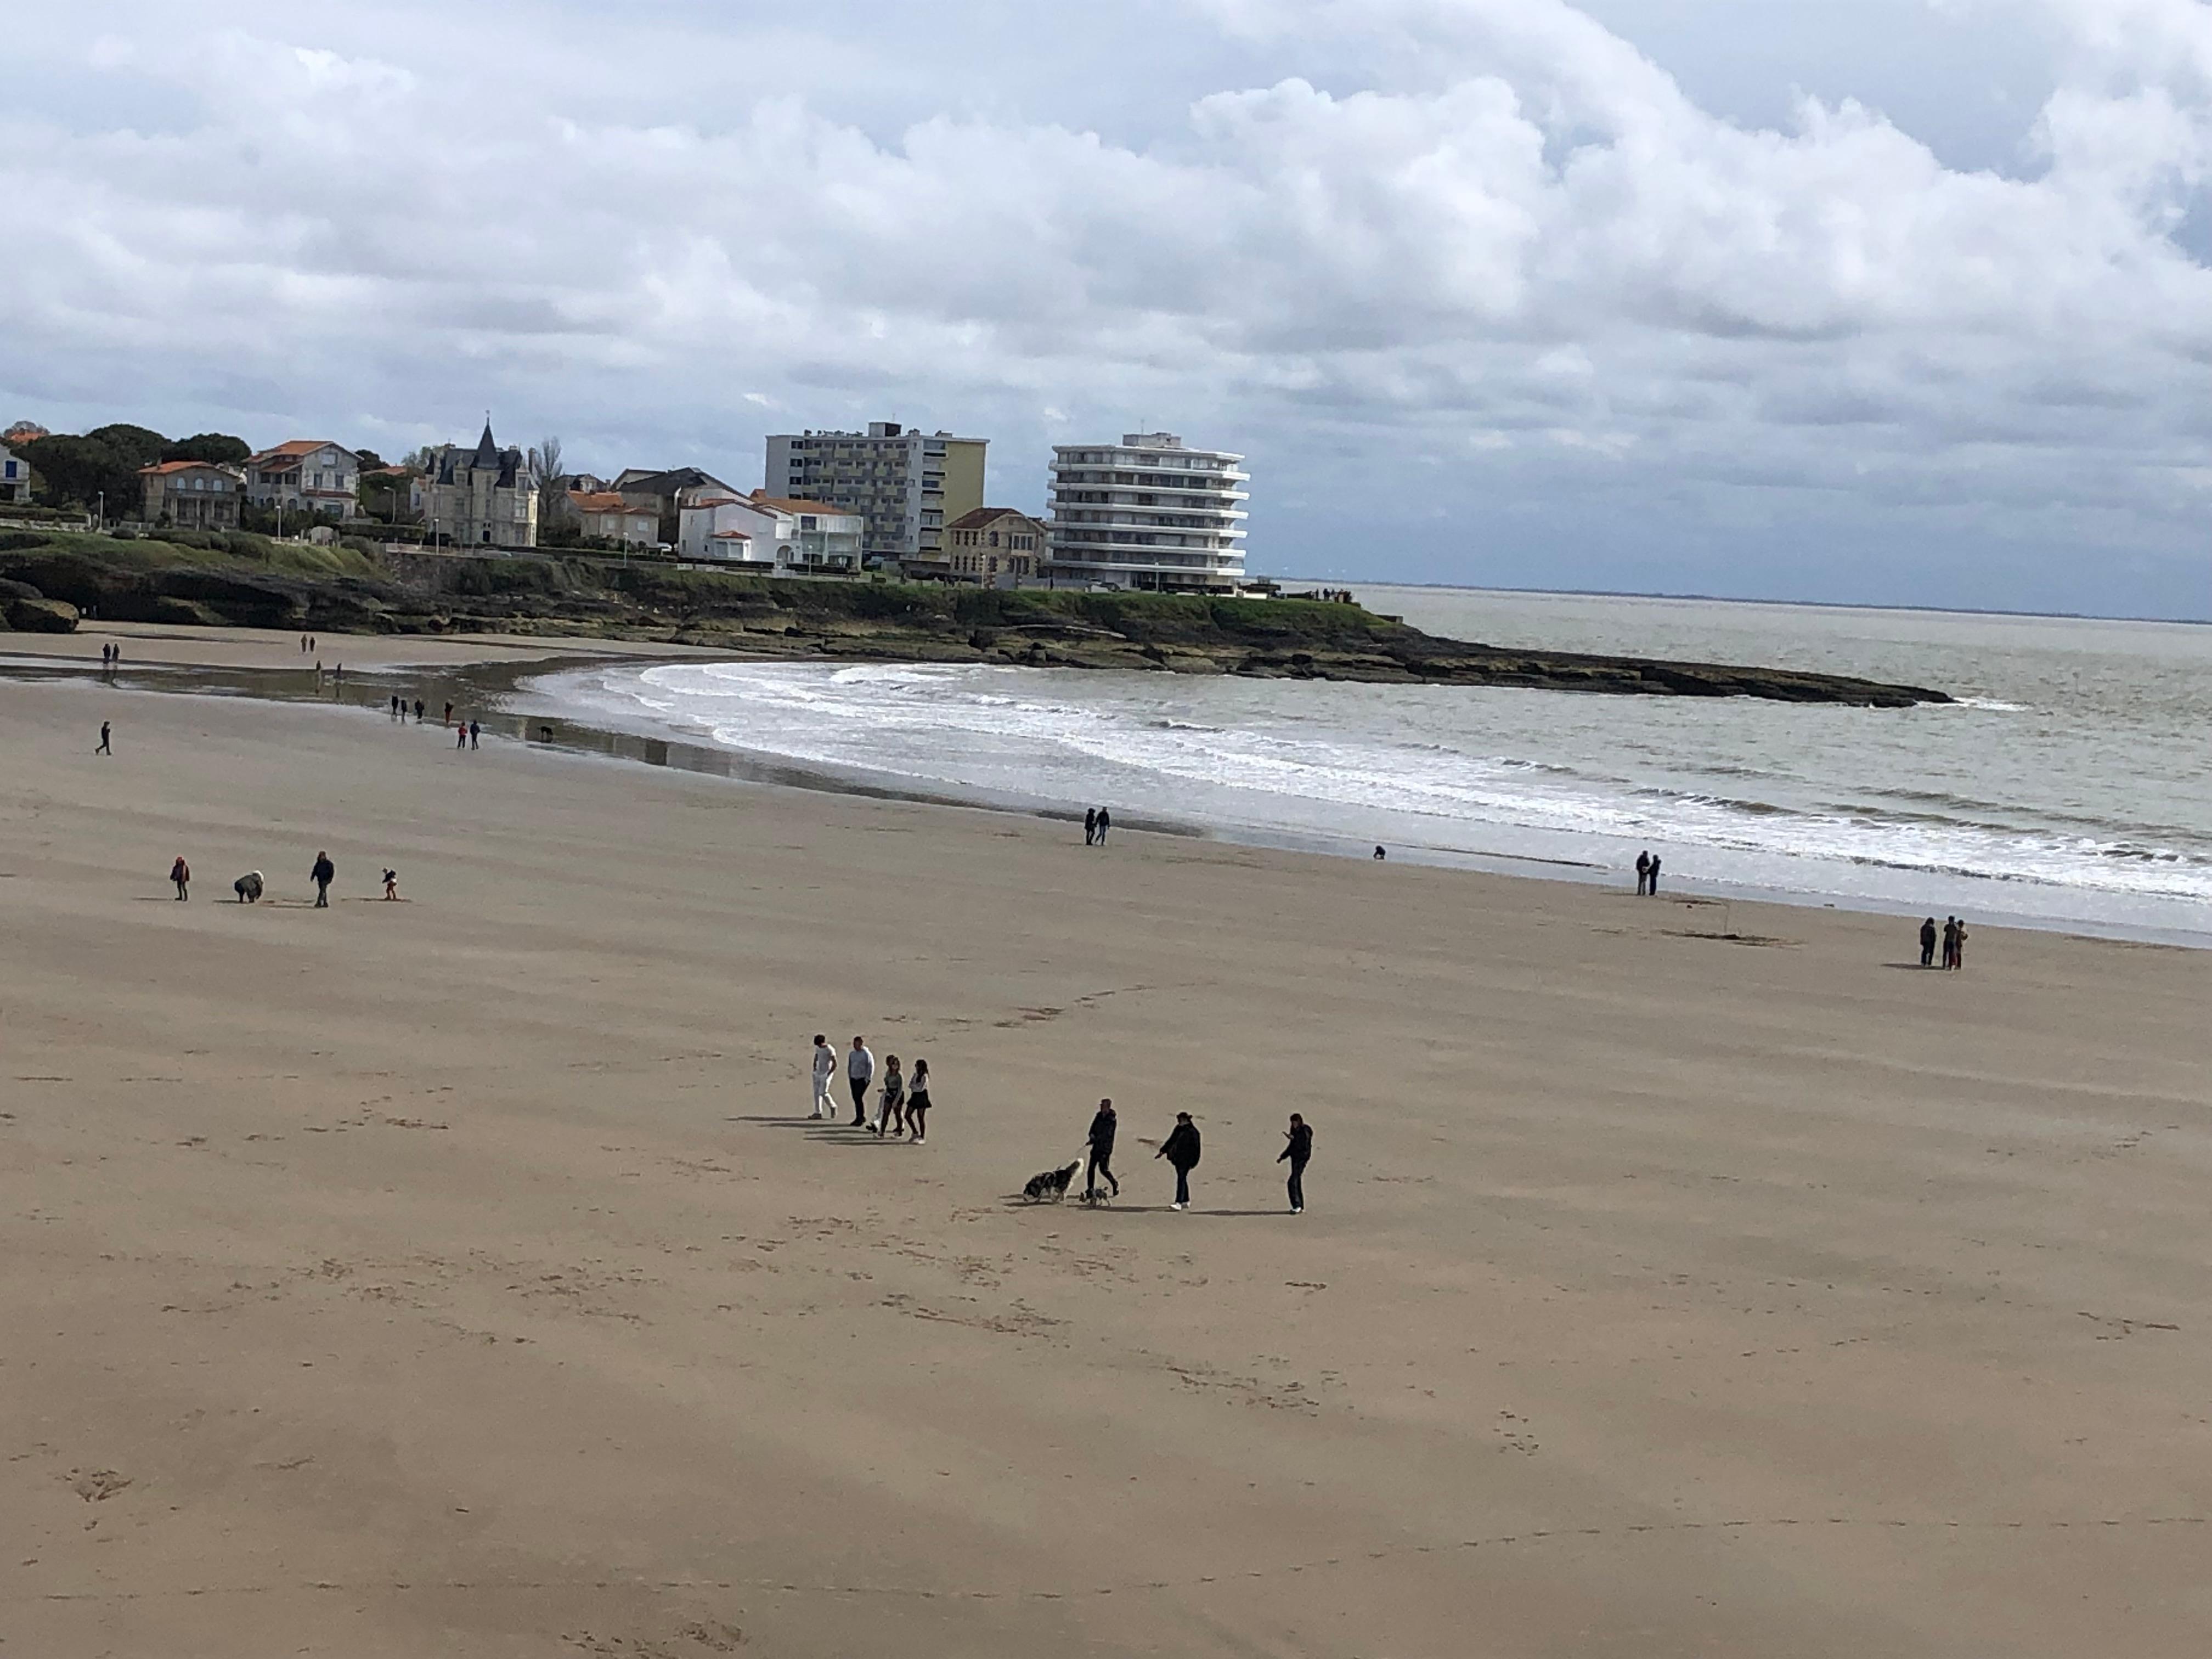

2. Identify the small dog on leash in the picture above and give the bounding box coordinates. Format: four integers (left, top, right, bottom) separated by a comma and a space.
1022, 1161, 1081, 1203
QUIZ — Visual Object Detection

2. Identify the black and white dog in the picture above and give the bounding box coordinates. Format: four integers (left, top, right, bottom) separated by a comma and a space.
1022, 1161, 1081, 1203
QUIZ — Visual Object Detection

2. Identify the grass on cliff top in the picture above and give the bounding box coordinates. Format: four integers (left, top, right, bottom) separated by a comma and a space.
0, 529, 382, 581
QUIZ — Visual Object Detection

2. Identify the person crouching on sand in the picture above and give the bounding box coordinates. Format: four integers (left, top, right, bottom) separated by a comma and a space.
1158, 1111, 1201, 1210
905, 1059, 932, 1143
873, 1055, 906, 1137
170, 856, 191, 901
234, 871, 264, 904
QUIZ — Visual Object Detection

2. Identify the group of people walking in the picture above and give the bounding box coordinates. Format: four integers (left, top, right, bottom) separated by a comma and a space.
1082, 806, 1114, 846
161, 849, 396, 907
388, 696, 481, 750
1918, 915, 1970, 970
1085, 1097, 1312, 1213
812, 1036, 934, 1143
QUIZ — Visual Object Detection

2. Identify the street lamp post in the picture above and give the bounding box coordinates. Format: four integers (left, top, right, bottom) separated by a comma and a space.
93, 490, 104, 532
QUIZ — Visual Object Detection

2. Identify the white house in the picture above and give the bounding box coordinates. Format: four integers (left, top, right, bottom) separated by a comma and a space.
0, 442, 30, 505
678, 490, 865, 574
245, 440, 359, 518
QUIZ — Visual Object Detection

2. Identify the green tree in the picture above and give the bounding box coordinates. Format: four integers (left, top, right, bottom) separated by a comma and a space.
84, 423, 169, 467
22, 434, 145, 513
162, 432, 250, 465
354, 448, 387, 471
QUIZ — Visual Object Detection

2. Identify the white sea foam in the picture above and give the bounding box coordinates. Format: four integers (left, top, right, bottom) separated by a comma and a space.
528, 593, 2212, 943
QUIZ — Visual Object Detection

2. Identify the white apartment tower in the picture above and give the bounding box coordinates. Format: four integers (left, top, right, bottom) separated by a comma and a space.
763, 422, 986, 567
1044, 433, 1248, 591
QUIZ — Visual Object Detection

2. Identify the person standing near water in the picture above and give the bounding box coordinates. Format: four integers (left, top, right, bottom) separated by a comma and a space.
1085, 806, 1098, 846
1278, 1113, 1312, 1214
1951, 918, 1969, 971
469, 720, 480, 750
845, 1036, 876, 1126
1635, 850, 1652, 895
1941, 916, 1959, 970
311, 849, 335, 908
1095, 807, 1111, 845
1158, 1111, 1202, 1210
97, 721, 112, 755
1647, 853, 1662, 894
1920, 917, 1939, 968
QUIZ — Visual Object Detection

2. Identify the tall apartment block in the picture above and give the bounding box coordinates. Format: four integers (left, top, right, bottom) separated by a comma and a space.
1044, 432, 1249, 591
763, 422, 986, 567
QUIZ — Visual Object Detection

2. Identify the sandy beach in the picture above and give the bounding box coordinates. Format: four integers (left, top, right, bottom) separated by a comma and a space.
4, 643, 2210, 1658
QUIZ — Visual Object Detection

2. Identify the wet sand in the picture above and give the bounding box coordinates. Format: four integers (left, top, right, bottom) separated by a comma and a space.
3, 652, 2210, 1657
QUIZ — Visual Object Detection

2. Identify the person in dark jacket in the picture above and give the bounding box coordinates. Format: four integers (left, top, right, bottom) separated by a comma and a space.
170, 855, 191, 901
1278, 1113, 1312, 1214
1094, 807, 1111, 845
1085, 1098, 1120, 1200
311, 850, 335, 907
1919, 916, 1939, 968
1085, 806, 1098, 846
1635, 850, 1651, 895
1157, 1112, 1201, 1210
234, 870, 264, 904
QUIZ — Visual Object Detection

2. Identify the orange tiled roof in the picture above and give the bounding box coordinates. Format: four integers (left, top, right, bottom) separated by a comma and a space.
247, 439, 345, 464
749, 492, 858, 518
139, 460, 237, 476
570, 490, 653, 514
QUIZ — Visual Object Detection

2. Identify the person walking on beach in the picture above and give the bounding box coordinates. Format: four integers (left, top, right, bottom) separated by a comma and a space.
390, 694, 401, 720
1920, 916, 1939, 968
1085, 1098, 1120, 1201
301, 634, 309, 654
1635, 850, 1652, 895
809, 1034, 838, 1119
382, 868, 399, 900
455, 722, 467, 750
311, 849, 335, 908
97, 720, 111, 755
873, 1055, 906, 1137
1278, 1113, 1312, 1214
1940, 916, 1959, 971
413, 698, 425, 723
846, 1036, 876, 1126
1095, 807, 1111, 846
1085, 806, 1098, 846
469, 720, 480, 750
905, 1058, 932, 1144
170, 856, 191, 901
1158, 1111, 1202, 1210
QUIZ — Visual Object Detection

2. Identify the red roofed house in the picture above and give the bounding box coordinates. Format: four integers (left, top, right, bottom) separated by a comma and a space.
245, 440, 359, 519
138, 461, 245, 529
568, 490, 659, 548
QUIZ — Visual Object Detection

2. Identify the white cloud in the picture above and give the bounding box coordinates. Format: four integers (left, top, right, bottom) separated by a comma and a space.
4, 0, 2211, 613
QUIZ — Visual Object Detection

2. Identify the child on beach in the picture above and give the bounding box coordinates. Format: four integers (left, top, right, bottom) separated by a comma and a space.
905, 1059, 931, 1143
874, 1056, 906, 1137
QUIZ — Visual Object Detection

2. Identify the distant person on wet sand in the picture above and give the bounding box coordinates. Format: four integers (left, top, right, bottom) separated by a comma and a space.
846, 1036, 876, 1126
905, 1058, 932, 1144
413, 698, 425, 723
444, 702, 454, 727
97, 721, 111, 755
1278, 1112, 1312, 1214
1647, 853, 1662, 894
382, 868, 399, 900
1085, 806, 1098, 846
1952, 918, 1968, 970
469, 720, 480, 750
234, 871, 264, 904
311, 850, 335, 908
1157, 1111, 1202, 1210
1374, 845, 1386, 861
1095, 807, 1111, 845
1635, 850, 1652, 895
1085, 1098, 1120, 1200
809, 1034, 837, 1119
170, 856, 191, 901
1920, 916, 1939, 968
455, 723, 467, 750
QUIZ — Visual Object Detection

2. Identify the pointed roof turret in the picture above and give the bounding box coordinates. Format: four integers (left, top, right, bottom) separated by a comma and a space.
471, 418, 499, 469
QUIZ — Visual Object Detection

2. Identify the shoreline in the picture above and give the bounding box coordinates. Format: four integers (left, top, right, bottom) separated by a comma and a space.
7, 647, 2212, 1655
8, 627, 2204, 951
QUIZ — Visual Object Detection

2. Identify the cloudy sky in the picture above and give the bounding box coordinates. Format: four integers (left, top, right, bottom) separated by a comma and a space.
8, 0, 2212, 618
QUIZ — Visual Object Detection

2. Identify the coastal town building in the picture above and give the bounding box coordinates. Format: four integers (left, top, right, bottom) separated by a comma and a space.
1044, 432, 1248, 592
929, 507, 1047, 585
611, 467, 735, 544
420, 421, 538, 548
0, 442, 30, 504
567, 490, 659, 548
137, 460, 245, 529
763, 422, 985, 568
245, 440, 359, 519
677, 490, 865, 574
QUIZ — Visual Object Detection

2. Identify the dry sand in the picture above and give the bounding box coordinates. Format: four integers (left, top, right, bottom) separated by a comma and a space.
3, 652, 2209, 1658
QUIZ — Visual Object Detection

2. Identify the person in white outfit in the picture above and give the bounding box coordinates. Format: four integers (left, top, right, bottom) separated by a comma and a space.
809, 1034, 838, 1119
845, 1036, 876, 1127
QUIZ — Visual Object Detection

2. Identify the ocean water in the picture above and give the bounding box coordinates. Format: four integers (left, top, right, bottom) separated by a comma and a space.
528, 586, 2212, 945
